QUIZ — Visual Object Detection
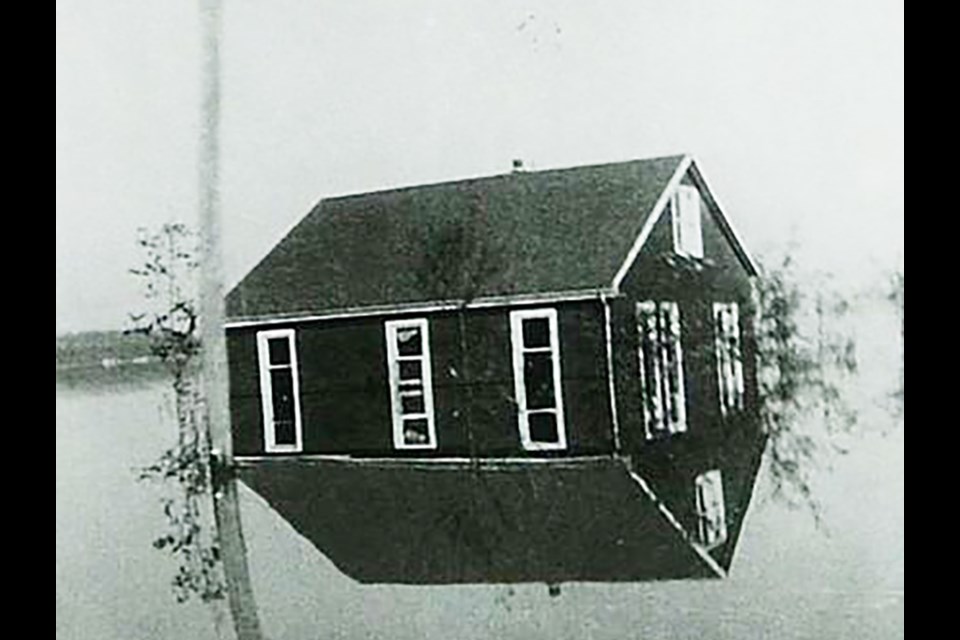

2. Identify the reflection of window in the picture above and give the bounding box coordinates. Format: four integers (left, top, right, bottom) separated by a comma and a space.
672, 184, 704, 258
714, 302, 745, 416
695, 469, 727, 548
256, 328, 303, 453
637, 301, 687, 438
510, 308, 566, 450
385, 318, 437, 449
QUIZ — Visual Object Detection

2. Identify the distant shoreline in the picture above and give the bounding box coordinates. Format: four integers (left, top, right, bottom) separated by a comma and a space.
56, 330, 152, 368
56, 330, 171, 390
56, 355, 159, 371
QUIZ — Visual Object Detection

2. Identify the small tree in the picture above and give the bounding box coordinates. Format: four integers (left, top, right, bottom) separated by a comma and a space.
754, 254, 858, 521
129, 223, 225, 604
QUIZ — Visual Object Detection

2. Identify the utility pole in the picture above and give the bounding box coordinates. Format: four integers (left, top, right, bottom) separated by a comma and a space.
197, 0, 263, 638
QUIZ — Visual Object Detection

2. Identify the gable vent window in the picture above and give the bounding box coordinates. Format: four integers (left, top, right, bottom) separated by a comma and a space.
694, 469, 728, 548
385, 318, 437, 449
256, 328, 303, 453
672, 184, 704, 258
510, 308, 567, 451
714, 302, 745, 416
636, 301, 687, 438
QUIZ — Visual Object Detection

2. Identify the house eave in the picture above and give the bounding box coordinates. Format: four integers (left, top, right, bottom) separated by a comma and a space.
223, 287, 617, 329
685, 159, 759, 277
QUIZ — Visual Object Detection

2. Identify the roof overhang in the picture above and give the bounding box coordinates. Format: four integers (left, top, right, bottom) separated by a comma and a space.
685, 158, 759, 277
224, 287, 615, 329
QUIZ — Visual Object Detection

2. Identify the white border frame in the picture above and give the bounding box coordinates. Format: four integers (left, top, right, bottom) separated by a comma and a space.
509, 308, 567, 451
256, 328, 304, 453
384, 318, 438, 450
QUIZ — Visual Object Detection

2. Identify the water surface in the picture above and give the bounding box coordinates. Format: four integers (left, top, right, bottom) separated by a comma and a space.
56, 376, 903, 639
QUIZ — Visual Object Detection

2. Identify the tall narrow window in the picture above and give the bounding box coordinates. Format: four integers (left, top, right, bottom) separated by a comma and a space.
510, 308, 566, 451
714, 302, 745, 416
636, 301, 687, 438
256, 328, 303, 453
672, 184, 704, 258
385, 318, 437, 450
694, 469, 728, 548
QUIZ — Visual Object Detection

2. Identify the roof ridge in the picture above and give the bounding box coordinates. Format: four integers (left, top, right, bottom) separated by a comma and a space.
318, 154, 688, 205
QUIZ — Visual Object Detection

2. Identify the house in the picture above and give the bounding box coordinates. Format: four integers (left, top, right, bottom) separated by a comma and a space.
225, 154, 767, 584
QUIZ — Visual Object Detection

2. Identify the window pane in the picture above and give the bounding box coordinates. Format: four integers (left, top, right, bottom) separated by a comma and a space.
273, 420, 296, 446
666, 343, 682, 423
270, 368, 295, 421
400, 393, 425, 415
396, 327, 422, 357
269, 368, 296, 445
522, 317, 551, 349
642, 333, 665, 430
267, 337, 291, 365
402, 418, 430, 445
528, 412, 559, 443
399, 359, 422, 381
524, 352, 556, 409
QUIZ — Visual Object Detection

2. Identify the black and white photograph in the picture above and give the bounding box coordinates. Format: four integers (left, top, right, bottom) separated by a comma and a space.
57, 2, 904, 639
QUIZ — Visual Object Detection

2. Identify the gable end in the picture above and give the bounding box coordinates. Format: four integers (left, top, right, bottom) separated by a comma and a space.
610, 156, 757, 293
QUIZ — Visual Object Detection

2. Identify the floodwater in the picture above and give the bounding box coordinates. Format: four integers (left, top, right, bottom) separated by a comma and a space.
56, 371, 903, 640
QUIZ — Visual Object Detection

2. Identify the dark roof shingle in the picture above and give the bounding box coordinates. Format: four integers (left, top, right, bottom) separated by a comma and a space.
226, 155, 685, 320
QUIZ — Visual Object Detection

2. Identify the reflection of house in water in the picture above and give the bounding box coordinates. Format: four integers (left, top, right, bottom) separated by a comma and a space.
225, 155, 767, 584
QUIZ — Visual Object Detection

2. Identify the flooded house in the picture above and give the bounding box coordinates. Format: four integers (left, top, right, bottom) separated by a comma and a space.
224, 154, 767, 584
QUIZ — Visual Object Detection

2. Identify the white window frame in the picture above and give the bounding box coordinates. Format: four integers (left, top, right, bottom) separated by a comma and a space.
713, 302, 745, 417
509, 308, 567, 451
256, 328, 304, 453
671, 183, 704, 258
636, 301, 688, 439
694, 469, 728, 549
385, 318, 438, 450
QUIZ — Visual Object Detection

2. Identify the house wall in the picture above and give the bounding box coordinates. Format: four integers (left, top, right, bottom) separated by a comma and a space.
611, 172, 765, 562
227, 300, 614, 457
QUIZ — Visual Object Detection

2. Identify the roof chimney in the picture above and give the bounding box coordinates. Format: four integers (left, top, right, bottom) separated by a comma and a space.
511, 158, 525, 173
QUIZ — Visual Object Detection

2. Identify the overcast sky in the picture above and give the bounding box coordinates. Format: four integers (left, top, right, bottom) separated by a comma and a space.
56, 0, 903, 334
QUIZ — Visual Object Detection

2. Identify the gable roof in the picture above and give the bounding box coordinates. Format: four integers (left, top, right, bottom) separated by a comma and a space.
225, 154, 754, 323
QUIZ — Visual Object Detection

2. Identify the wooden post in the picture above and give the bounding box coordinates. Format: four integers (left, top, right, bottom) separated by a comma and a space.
197, 0, 263, 638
